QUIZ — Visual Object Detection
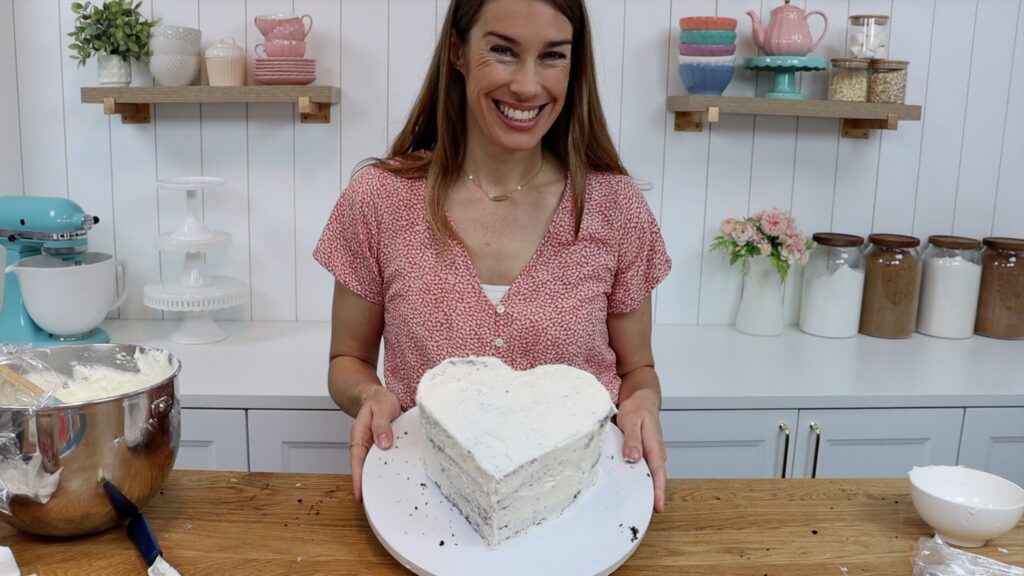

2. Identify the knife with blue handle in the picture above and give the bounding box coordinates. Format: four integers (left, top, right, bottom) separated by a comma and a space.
102, 479, 180, 575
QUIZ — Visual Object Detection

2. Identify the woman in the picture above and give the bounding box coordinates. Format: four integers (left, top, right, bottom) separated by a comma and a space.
314, 0, 671, 512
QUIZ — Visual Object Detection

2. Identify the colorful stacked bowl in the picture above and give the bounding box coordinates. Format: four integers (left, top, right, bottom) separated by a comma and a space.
678, 17, 737, 95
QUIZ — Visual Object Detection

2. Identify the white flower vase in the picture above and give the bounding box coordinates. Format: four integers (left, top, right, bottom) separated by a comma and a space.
734, 257, 784, 336
97, 54, 131, 86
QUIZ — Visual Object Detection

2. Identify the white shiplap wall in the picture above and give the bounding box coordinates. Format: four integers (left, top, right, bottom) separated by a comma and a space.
0, 0, 1021, 327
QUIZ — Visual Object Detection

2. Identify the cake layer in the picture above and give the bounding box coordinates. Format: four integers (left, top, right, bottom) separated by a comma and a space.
417, 357, 615, 547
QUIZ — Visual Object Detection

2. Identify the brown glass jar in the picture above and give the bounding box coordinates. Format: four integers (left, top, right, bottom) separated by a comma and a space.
975, 237, 1024, 339
859, 234, 921, 338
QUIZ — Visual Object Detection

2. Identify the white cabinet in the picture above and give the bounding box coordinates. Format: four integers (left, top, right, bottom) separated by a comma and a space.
177, 409, 249, 471
661, 410, 797, 479
958, 407, 1024, 487
248, 410, 355, 473
790, 409, 963, 478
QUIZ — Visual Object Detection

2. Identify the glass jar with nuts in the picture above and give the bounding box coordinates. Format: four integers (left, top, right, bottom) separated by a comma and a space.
868, 59, 909, 104
829, 58, 870, 102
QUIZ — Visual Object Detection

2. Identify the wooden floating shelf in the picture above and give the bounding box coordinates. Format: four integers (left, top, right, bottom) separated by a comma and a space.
81, 85, 341, 124
668, 95, 922, 139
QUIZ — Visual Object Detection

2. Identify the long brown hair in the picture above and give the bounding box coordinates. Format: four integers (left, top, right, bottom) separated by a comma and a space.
370, 0, 626, 241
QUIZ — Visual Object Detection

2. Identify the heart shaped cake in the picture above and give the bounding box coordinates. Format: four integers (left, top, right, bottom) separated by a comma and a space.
416, 357, 615, 548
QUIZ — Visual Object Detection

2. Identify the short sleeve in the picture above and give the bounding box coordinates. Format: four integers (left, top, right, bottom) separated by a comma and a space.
313, 168, 385, 304
607, 179, 672, 315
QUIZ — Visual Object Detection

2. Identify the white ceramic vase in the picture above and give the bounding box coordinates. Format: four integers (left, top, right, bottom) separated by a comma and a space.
97, 54, 131, 86
735, 256, 784, 336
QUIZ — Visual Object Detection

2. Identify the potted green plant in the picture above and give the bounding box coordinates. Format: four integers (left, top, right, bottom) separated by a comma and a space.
67, 0, 158, 86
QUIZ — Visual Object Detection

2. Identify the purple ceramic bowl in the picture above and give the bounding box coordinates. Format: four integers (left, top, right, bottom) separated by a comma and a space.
679, 63, 735, 96
679, 43, 736, 57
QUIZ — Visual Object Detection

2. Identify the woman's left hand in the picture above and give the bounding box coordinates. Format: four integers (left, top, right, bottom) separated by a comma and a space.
615, 387, 667, 513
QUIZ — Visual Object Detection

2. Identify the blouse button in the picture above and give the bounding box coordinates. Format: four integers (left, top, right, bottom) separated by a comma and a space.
494, 337, 505, 347
496, 304, 506, 314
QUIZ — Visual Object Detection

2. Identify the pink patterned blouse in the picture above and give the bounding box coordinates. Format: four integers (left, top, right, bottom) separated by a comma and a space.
314, 166, 672, 411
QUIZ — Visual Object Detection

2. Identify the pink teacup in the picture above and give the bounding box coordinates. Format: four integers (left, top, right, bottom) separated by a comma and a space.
255, 39, 306, 59
266, 18, 312, 41
255, 14, 312, 40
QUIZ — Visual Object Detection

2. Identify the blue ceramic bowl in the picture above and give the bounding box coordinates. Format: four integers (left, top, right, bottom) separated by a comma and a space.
679, 63, 734, 96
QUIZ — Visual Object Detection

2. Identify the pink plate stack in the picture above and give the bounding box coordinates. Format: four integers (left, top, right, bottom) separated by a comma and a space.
254, 58, 316, 85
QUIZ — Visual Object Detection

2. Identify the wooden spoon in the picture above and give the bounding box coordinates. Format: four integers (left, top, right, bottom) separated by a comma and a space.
0, 364, 49, 399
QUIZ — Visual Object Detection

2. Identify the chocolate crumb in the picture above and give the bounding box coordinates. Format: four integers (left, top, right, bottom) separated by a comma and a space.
420, 483, 427, 488
439, 540, 445, 547
297, 498, 303, 503
646, 473, 651, 478
812, 529, 818, 535
415, 506, 418, 510
629, 526, 639, 542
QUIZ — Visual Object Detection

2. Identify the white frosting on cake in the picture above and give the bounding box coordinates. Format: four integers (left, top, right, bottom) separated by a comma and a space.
416, 357, 615, 547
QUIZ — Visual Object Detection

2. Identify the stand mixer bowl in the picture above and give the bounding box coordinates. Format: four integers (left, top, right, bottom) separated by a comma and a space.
0, 344, 180, 536
5, 252, 126, 339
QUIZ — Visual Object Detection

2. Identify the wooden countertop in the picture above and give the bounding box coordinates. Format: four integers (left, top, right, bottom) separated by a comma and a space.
1, 471, 1021, 575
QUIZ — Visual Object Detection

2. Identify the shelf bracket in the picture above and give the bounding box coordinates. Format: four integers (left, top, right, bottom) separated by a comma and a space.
103, 97, 151, 124
297, 96, 331, 124
674, 106, 720, 132
841, 114, 899, 139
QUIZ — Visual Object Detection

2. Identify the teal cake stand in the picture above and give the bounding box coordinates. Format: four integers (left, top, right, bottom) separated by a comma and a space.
744, 56, 827, 100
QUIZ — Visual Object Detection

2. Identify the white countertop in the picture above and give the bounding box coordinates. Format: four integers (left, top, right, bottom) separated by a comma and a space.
101, 320, 1024, 411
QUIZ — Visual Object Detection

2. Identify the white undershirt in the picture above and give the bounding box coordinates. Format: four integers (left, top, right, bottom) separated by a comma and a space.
480, 283, 511, 305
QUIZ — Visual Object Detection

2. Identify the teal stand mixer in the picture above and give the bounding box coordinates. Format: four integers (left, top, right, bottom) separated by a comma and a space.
0, 195, 110, 346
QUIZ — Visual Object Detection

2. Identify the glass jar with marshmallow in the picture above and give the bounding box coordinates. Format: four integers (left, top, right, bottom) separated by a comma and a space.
848, 14, 889, 59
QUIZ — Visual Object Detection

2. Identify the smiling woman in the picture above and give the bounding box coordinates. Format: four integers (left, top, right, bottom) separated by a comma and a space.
313, 0, 672, 520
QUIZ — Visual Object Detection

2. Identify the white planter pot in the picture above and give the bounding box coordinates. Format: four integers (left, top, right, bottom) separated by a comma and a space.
97, 54, 132, 86
735, 257, 784, 336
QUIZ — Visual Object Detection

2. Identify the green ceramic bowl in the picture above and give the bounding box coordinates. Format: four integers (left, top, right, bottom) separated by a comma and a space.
679, 30, 737, 45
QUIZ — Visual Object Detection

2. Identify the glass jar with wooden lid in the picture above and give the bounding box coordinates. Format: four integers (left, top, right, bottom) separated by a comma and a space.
859, 234, 921, 338
848, 14, 889, 59
800, 233, 865, 338
975, 237, 1024, 339
917, 235, 982, 339
869, 59, 909, 104
829, 58, 870, 102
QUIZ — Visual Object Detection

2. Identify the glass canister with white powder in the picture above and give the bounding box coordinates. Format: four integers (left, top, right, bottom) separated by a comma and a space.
917, 235, 982, 339
799, 233, 865, 338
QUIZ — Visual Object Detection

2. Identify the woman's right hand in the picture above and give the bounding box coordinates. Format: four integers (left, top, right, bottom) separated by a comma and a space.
349, 386, 401, 502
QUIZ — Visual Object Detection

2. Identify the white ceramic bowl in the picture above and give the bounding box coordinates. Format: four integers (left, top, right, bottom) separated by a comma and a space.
5, 252, 127, 338
151, 25, 201, 45
677, 54, 736, 66
908, 465, 1024, 547
149, 55, 200, 87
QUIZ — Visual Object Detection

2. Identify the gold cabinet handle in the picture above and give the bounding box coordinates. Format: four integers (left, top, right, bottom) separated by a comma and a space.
779, 422, 791, 479
809, 421, 822, 478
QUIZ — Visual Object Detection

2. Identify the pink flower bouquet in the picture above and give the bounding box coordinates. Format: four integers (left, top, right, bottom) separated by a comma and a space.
710, 209, 812, 281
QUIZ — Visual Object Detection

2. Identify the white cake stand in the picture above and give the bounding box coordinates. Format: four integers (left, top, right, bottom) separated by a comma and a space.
362, 407, 654, 576
144, 177, 248, 344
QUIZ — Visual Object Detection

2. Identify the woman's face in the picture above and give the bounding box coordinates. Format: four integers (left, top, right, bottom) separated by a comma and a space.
455, 0, 573, 154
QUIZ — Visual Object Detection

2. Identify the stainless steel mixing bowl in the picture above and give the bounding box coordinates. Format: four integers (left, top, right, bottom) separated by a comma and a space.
0, 344, 180, 536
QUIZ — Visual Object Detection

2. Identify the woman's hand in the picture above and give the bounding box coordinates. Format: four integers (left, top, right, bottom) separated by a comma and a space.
349, 386, 401, 502
616, 387, 667, 513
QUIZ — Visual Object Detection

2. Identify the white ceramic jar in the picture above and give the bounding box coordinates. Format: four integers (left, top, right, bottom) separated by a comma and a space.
917, 235, 982, 339
799, 233, 865, 338
205, 37, 246, 86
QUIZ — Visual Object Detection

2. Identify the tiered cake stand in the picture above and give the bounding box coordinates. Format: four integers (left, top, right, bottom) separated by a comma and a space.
143, 177, 247, 344
745, 55, 827, 99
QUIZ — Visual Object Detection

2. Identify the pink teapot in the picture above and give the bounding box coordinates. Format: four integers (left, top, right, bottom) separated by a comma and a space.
748, 0, 828, 56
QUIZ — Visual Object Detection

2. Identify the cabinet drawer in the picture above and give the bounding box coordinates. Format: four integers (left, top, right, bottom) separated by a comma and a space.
958, 407, 1024, 486
178, 409, 249, 471
791, 408, 963, 478
248, 410, 355, 473
661, 410, 797, 479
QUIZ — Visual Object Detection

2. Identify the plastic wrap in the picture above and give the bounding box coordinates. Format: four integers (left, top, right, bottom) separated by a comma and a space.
0, 345, 69, 514
913, 536, 1024, 576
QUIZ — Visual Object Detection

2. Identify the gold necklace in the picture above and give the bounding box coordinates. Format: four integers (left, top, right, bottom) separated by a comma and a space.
465, 152, 545, 202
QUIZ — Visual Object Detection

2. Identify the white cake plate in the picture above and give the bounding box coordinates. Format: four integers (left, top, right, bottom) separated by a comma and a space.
362, 407, 654, 576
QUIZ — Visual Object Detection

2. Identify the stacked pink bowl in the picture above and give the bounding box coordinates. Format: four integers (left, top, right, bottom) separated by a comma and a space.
253, 14, 316, 85
678, 17, 737, 95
